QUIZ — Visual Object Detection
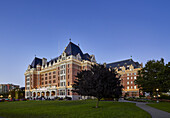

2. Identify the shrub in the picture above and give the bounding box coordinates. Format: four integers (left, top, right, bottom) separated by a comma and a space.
160, 94, 170, 100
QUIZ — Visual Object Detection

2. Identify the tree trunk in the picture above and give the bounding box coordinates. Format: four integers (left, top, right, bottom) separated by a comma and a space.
96, 98, 100, 108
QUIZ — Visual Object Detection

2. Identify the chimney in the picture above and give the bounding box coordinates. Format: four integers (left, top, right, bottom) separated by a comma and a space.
42, 58, 47, 65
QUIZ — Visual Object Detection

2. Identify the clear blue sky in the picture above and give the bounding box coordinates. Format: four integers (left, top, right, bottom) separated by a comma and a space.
0, 0, 170, 87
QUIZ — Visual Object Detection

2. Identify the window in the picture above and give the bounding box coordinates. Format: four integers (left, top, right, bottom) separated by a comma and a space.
60, 70, 65, 74
60, 65, 65, 69
45, 81, 47, 84
68, 89, 70, 95
68, 82, 70, 86
53, 75, 56, 78
127, 82, 129, 85
134, 73, 136, 75
49, 81, 51, 84
45, 73, 47, 76
49, 72, 51, 75
53, 71, 56, 74
131, 73, 133, 75
127, 77, 129, 80
60, 82, 65, 86
127, 86, 129, 89
131, 81, 133, 84
131, 77, 133, 79
134, 86, 136, 89
61, 76, 63, 80
41, 78, 44, 80
45, 77, 47, 80
49, 76, 51, 79
131, 86, 133, 89
127, 73, 129, 76
134, 76, 136, 79
53, 80, 56, 83
68, 64, 69, 68
58, 83, 59, 86
59, 90, 65, 95
58, 77, 60, 80
42, 82, 44, 85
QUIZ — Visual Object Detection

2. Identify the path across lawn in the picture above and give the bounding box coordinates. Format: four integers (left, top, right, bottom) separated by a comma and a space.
119, 100, 170, 118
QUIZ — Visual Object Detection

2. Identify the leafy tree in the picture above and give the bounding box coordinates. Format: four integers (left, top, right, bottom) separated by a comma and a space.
135, 58, 170, 97
72, 64, 123, 108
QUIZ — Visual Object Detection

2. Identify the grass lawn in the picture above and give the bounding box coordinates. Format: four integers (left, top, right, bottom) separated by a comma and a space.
0, 100, 151, 118
147, 102, 170, 113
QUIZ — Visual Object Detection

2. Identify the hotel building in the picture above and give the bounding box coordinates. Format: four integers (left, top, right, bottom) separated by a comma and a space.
107, 59, 143, 97
24, 41, 96, 100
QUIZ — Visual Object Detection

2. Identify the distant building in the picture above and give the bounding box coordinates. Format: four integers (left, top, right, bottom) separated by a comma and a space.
107, 59, 143, 97
0, 84, 19, 94
24, 41, 96, 100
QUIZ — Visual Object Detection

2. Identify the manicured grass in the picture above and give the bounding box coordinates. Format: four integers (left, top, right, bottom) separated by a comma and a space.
0, 100, 151, 118
147, 102, 170, 113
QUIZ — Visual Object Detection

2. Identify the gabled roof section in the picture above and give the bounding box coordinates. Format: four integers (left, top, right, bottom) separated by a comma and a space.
83, 53, 91, 61
106, 59, 141, 69
30, 57, 42, 68
64, 42, 84, 57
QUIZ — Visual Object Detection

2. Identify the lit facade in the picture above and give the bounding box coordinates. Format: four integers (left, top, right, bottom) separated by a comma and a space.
107, 59, 143, 97
24, 41, 96, 100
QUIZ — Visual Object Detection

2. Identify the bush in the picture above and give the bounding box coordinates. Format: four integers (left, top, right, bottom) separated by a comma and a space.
64, 97, 72, 100
160, 94, 170, 100
58, 97, 64, 100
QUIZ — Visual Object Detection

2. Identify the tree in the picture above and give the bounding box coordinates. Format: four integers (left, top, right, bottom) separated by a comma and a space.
135, 58, 170, 97
72, 64, 123, 108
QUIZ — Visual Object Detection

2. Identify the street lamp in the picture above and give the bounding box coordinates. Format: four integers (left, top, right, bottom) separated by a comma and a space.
156, 88, 159, 103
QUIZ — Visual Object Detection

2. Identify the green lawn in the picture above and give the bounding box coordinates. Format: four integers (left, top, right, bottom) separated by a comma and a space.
0, 100, 151, 118
147, 102, 170, 113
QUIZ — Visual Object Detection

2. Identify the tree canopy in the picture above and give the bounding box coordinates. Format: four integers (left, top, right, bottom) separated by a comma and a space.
72, 64, 123, 108
135, 58, 170, 96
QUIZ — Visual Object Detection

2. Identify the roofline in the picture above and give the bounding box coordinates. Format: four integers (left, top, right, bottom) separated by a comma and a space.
107, 58, 132, 65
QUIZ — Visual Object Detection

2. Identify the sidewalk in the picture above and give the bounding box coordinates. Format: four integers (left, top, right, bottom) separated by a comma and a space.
119, 99, 170, 118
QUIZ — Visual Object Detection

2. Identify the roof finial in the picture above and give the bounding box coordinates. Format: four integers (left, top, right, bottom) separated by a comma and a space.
35, 54, 36, 57
69, 38, 71, 42
130, 55, 132, 60
78, 43, 79, 47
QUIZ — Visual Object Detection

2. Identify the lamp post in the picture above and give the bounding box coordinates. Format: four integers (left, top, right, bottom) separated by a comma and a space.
156, 88, 159, 103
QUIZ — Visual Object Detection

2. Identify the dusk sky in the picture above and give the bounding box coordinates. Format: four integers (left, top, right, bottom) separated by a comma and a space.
0, 0, 170, 87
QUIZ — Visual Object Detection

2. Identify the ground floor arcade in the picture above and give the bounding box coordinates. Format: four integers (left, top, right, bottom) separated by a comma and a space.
25, 87, 80, 100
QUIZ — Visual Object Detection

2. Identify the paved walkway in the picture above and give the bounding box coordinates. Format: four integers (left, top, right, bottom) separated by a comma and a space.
119, 99, 170, 118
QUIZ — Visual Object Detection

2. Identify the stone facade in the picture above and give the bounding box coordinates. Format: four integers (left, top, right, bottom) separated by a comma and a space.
24, 41, 96, 100
107, 59, 143, 97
